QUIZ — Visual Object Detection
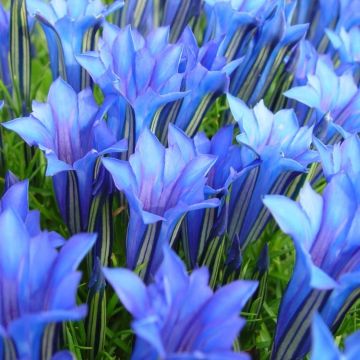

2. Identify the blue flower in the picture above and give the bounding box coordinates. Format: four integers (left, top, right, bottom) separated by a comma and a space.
0, 3, 10, 88
326, 27, 360, 66
102, 124, 219, 278
103, 245, 258, 360
315, 134, 360, 181
264, 172, 360, 359
203, 0, 276, 58
182, 125, 259, 267
156, 27, 241, 139
222, 2, 308, 105
77, 24, 186, 142
0, 178, 96, 359
289, 0, 360, 50
227, 94, 317, 249
311, 314, 360, 360
3, 78, 127, 233
27, 0, 124, 91
284, 55, 360, 141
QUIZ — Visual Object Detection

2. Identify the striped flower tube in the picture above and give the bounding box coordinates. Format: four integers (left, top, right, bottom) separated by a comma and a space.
102, 124, 219, 280
264, 148, 360, 358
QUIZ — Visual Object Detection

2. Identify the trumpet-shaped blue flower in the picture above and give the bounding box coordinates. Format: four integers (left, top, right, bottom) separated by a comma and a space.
77, 24, 186, 142
102, 125, 219, 278
3, 78, 127, 233
289, 0, 360, 50
311, 314, 360, 360
0, 178, 96, 359
315, 134, 360, 181
27, 0, 124, 91
227, 94, 317, 249
264, 173, 360, 359
182, 125, 258, 267
203, 0, 276, 58
285, 55, 360, 141
0, 4, 10, 88
326, 27, 360, 66
103, 245, 258, 360
155, 27, 241, 140
238, 7, 307, 106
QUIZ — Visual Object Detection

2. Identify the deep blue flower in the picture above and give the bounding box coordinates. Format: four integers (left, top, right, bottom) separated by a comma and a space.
182, 125, 258, 267
151, 27, 242, 142
27, 0, 124, 91
0, 178, 96, 359
219, 2, 308, 106
311, 313, 360, 360
103, 245, 258, 360
0, 3, 10, 88
227, 94, 317, 249
154, 27, 241, 140
203, 0, 276, 58
285, 54, 360, 141
3, 78, 127, 233
289, 0, 360, 50
77, 24, 186, 143
102, 124, 219, 278
264, 172, 360, 359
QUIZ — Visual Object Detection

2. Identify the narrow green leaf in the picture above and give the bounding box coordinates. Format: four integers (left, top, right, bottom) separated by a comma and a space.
10, 0, 31, 114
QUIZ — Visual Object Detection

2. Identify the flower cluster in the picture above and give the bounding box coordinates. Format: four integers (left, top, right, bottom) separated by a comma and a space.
0, 175, 95, 359
0, 0, 360, 359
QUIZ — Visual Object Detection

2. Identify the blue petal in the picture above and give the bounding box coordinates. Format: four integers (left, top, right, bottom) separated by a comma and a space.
102, 267, 149, 318
3, 116, 54, 149
263, 195, 314, 247
168, 124, 196, 163
284, 85, 321, 109
47, 78, 81, 163
311, 314, 341, 360
0, 208, 29, 277
1, 180, 29, 221
49, 233, 96, 288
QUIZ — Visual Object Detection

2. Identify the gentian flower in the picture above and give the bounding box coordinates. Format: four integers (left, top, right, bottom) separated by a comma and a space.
224, 3, 308, 106
290, 0, 360, 51
264, 172, 360, 359
182, 125, 258, 268
284, 54, 360, 141
0, 177, 96, 359
154, 27, 241, 141
0, 3, 10, 88
326, 27, 360, 66
27, 0, 124, 91
311, 314, 360, 360
103, 245, 258, 360
203, 0, 276, 59
3, 78, 127, 234
77, 24, 186, 145
290, 0, 339, 49
227, 94, 317, 250
102, 124, 219, 278
315, 134, 360, 181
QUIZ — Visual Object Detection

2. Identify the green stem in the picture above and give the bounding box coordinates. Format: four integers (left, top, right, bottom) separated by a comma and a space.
86, 193, 113, 360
